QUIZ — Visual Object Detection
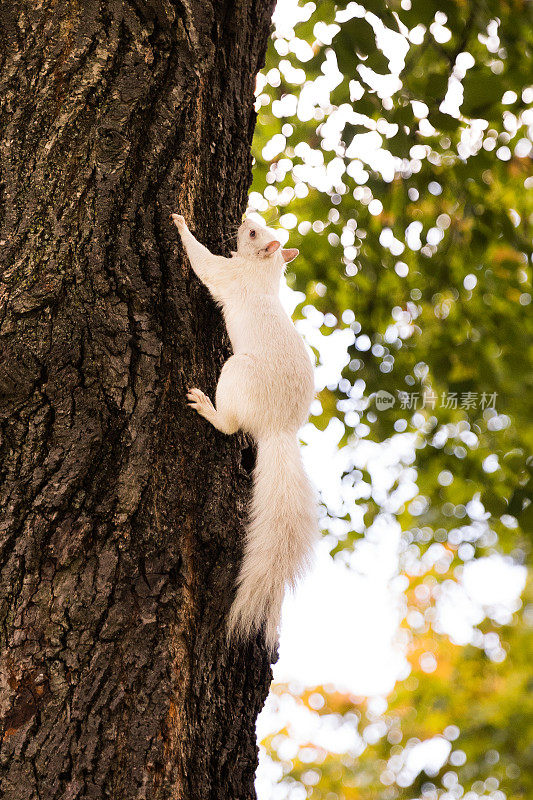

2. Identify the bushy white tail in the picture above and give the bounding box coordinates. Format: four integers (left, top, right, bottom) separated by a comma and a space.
228, 432, 318, 652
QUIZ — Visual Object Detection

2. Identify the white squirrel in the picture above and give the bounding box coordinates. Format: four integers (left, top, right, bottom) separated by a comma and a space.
171, 212, 318, 652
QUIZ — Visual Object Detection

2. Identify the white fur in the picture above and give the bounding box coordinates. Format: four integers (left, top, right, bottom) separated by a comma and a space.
171, 213, 318, 652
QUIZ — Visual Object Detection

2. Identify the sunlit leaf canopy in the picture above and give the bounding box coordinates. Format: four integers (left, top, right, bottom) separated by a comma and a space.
251, 0, 532, 568
251, 0, 533, 798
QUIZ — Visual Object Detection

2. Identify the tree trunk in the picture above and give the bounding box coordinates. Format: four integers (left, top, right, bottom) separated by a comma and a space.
0, 2, 276, 798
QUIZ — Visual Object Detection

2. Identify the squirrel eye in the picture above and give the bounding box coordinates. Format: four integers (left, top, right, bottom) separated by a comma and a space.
250, 230, 256, 238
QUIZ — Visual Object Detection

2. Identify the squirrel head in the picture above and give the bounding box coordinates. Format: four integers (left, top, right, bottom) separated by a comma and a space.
236, 217, 299, 265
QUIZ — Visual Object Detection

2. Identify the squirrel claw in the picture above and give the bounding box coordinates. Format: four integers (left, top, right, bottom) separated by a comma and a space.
186, 388, 214, 415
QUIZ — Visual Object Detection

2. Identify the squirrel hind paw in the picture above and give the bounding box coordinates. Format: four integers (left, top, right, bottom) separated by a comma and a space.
186, 388, 214, 415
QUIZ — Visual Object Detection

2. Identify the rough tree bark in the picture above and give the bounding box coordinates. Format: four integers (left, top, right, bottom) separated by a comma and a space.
0, 2, 277, 798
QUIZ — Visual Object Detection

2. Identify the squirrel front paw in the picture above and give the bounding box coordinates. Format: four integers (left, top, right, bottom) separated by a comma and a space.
171, 213, 186, 231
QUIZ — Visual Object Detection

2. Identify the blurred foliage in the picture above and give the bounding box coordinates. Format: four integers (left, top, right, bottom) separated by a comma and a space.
263, 584, 533, 800
252, 0, 532, 555
251, 0, 533, 797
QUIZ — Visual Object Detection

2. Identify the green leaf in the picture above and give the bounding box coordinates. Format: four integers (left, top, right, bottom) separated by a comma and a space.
519, 505, 533, 536
330, 79, 351, 107
428, 109, 460, 132
387, 128, 412, 157
481, 490, 507, 517
365, 49, 390, 74
342, 17, 377, 57
462, 67, 507, 118
425, 72, 450, 101
342, 121, 370, 145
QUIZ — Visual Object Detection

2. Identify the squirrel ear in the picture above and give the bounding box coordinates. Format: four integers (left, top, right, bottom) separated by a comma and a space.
281, 248, 299, 263
265, 240, 281, 255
